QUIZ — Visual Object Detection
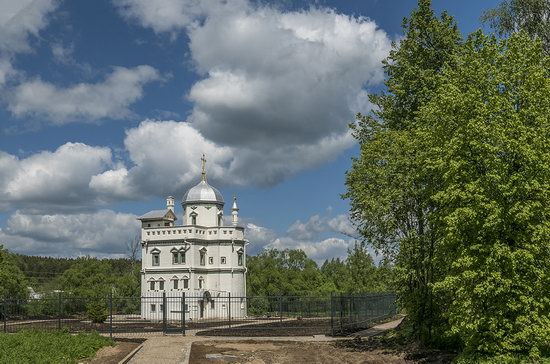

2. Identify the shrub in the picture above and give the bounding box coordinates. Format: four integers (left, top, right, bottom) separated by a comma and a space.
86, 299, 108, 323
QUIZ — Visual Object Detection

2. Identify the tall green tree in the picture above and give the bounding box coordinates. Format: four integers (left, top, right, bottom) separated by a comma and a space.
0, 246, 28, 299
345, 0, 461, 343
345, 242, 378, 293
482, 0, 550, 52
421, 31, 550, 357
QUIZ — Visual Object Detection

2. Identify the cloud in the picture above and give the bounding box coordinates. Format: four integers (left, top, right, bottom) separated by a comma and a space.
89, 120, 233, 200
7, 65, 162, 123
267, 236, 352, 264
242, 212, 358, 263
287, 213, 357, 240
0, 210, 140, 257
106, 0, 391, 187
0, 0, 58, 86
113, 0, 248, 34
0, 0, 58, 54
0, 143, 114, 212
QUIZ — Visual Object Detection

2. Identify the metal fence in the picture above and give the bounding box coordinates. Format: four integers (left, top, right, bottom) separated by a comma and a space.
1, 292, 397, 337
330, 293, 398, 335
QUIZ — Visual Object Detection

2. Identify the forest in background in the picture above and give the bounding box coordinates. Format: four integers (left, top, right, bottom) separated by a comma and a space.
0, 242, 393, 300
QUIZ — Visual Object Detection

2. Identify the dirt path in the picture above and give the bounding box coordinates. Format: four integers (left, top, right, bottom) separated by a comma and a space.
190, 340, 410, 364
127, 318, 410, 364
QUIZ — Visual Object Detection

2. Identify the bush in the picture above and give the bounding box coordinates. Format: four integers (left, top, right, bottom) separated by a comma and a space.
86, 299, 108, 323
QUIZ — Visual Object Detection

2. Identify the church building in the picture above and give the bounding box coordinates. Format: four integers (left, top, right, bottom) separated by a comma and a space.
138, 155, 247, 320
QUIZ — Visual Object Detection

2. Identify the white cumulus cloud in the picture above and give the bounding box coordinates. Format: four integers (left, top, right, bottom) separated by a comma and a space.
8, 65, 162, 123
0, 210, 140, 257
0, 143, 114, 212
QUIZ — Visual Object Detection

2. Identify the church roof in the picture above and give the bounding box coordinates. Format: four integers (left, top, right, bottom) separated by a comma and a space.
182, 180, 224, 205
137, 209, 175, 220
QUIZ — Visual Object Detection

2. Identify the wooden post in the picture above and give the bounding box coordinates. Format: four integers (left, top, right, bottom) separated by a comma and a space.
279, 296, 283, 323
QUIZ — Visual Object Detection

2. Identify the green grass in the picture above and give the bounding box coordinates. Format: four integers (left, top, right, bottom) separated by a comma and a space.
0, 330, 113, 364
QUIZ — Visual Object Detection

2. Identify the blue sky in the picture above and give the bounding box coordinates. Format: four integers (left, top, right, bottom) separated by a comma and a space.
0, 0, 500, 262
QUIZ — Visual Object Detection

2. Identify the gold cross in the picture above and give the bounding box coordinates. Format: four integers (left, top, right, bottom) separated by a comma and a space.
201, 154, 207, 181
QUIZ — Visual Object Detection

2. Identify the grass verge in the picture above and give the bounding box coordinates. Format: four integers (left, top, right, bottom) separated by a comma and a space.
0, 330, 113, 364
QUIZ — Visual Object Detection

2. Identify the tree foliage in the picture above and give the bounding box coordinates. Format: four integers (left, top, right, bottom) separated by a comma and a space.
347, 0, 550, 357
0, 245, 28, 299
422, 31, 550, 356
345, 0, 461, 344
247, 247, 393, 296
482, 0, 550, 52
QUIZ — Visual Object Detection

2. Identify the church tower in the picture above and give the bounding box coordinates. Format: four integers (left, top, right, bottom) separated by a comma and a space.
137, 155, 247, 320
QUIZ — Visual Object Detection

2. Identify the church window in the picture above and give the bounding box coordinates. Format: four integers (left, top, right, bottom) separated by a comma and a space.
221, 257, 226, 264
198, 278, 204, 289
150, 281, 155, 290
200, 250, 206, 266
180, 251, 186, 264
151, 304, 156, 312
218, 215, 222, 226
152, 253, 160, 266
159, 280, 164, 290
191, 215, 197, 225
147, 223, 151, 227
173, 280, 178, 289
209, 257, 213, 265
238, 252, 243, 266
164, 222, 169, 227
183, 278, 189, 289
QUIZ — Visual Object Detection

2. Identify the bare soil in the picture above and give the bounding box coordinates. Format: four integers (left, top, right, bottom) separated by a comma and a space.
189, 339, 451, 364
196, 318, 330, 337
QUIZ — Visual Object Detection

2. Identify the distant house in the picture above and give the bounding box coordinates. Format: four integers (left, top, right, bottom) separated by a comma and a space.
27, 287, 43, 299
137, 155, 247, 320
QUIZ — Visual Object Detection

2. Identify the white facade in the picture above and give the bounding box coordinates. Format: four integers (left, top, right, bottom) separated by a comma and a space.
138, 157, 247, 320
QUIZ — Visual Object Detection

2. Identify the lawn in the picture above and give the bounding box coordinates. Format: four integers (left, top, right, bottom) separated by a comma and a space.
0, 330, 113, 364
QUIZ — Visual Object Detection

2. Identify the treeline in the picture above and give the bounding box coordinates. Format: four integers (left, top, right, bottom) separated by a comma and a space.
0, 246, 140, 300
247, 242, 393, 296
1, 242, 392, 300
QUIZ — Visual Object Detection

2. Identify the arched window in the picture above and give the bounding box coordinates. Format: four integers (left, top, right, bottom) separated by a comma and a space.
198, 276, 204, 289
151, 248, 160, 266
199, 247, 207, 266
182, 275, 189, 289
237, 248, 244, 266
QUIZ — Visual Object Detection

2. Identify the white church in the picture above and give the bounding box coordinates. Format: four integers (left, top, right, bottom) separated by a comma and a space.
138, 155, 247, 320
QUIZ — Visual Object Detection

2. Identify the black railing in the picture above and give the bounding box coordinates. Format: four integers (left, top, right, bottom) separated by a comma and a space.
1, 292, 397, 337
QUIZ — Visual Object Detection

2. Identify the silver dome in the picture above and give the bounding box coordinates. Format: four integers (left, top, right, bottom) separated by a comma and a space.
182, 180, 224, 205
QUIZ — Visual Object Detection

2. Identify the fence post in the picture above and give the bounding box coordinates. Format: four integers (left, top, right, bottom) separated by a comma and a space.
181, 292, 186, 336
339, 294, 343, 334
330, 293, 334, 336
57, 291, 62, 330
279, 296, 283, 323
228, 293, 231, 328
2, 299, 6, 333
109, 293, 113, 339
162, 292, 167, 334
